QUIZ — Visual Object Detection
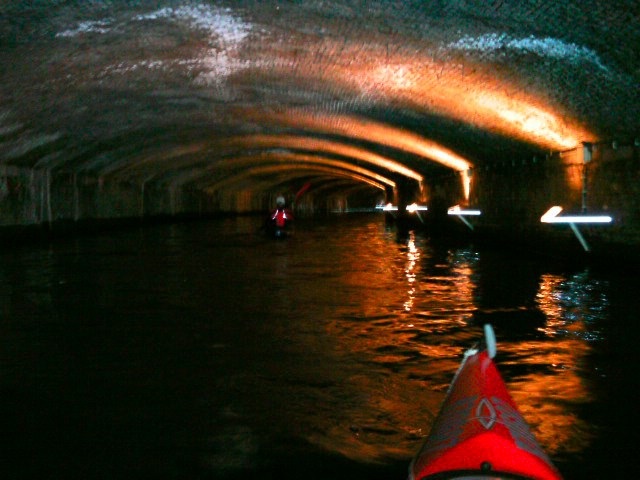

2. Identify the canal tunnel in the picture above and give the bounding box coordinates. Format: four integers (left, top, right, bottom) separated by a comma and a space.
0, 1, 639, 255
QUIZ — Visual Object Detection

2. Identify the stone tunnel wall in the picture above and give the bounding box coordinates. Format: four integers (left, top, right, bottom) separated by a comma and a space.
471, 142, 640, 256
0, 166, 273, 231
2, 142, 640, 259
0, 167, 198, 228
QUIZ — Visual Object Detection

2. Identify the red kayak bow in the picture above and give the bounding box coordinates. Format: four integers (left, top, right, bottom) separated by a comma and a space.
409, 325, 563, 480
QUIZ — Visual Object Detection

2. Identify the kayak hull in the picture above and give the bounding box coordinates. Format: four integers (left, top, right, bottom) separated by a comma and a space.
266, 226, 290, 239
409, 341, 562, 480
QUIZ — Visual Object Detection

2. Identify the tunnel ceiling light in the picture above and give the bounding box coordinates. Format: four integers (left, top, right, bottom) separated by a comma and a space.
375, 203, 428, 212
406, 203, 428, 212
376, 203, 398, 211
541, 206, 612, 253
447, 205, 480, 230
540, 206, 612, 224
448, 205, 481, 216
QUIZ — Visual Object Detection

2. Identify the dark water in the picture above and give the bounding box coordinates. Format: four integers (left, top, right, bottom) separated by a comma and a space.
1, 215, 638, 479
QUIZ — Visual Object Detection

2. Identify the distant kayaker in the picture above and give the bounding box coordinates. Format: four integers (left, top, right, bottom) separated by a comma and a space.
267, 195, 293, 236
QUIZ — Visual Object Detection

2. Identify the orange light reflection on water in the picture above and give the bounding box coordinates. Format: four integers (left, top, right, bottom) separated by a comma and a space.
537, 273, 566, 333
403, 232, 419, 312
307, 243, 605, 464
503, 270, 610, 455
536, 270, 608, 341
505, 339, 594, 456
311, 236, 480, 462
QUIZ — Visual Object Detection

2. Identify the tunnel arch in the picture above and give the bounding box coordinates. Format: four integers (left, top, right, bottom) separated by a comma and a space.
162, 152, 397, 190
0, 1, 638, 245
202, 164, 389, 194
100, 135, 423, 183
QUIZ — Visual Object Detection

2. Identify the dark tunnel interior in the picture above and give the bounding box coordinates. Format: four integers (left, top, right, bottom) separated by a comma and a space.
1, 1, 638, 221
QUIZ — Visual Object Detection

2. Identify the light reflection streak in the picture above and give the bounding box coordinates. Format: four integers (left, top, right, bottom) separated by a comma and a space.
506, 339, 594, 455
540, 206, 612, 224
448, 205, 481, 215
447, 250, 478, 306
461, 169, 471, 201
406, 203, 428, 212
537, 274, 565, 326
499, 269, 611, 454
403, 232, 419, 312
315, 235, 479, 462
536, 270, 609, 341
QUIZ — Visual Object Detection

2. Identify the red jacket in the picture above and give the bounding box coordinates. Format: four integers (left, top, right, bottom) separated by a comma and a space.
271, 208, 293, 227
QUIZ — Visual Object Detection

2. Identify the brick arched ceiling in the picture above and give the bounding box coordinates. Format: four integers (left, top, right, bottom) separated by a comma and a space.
1, 1, 638, 205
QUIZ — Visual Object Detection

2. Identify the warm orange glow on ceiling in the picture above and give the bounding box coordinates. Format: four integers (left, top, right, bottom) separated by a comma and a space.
203, 164, 387, 193
101, 137, 401, 183
224, 134, 424, 182
169, 151, 396, 189
474, 94, 582, 150
346, 46, 594, 149
100, 36, 597, 202
231, 152, 396, 187
244, 109, 472, 172
249, 35, 595, 151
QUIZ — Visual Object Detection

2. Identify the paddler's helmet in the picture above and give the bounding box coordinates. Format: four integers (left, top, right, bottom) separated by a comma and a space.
276, 195, 285, 207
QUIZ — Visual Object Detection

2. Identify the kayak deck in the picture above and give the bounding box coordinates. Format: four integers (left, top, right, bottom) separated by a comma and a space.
409, 326, 563, 480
